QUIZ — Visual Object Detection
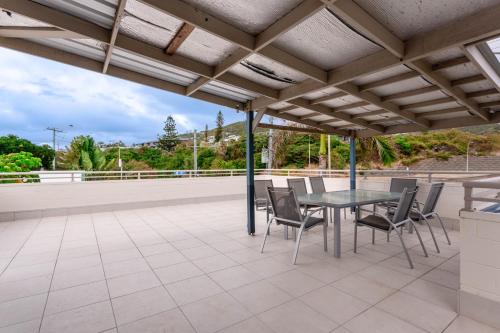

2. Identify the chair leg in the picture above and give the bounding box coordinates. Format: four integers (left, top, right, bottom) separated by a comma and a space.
353, 223, 358, 253
292, 224, 305, 264
266, 207, 270, 236
261, 219, 273, 253
395, 227, 414, 269
343, 208, 347, 220
323, 209, 328, 252
372, 229, 375, 244
435, 213, 451, 245
422, 215, 440, 253
410, 220, 428, 257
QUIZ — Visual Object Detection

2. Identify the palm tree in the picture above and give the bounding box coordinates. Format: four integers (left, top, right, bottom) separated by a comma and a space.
357, 136, 396, 167
318, 134, 327, 169
61, 136, 114, 170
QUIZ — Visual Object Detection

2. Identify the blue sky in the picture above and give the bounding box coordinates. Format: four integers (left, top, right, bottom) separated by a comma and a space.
0, 47, 246, 147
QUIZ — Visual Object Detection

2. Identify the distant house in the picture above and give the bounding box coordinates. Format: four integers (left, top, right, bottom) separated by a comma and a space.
224, 135, 240, 142
132, 141, 158, 148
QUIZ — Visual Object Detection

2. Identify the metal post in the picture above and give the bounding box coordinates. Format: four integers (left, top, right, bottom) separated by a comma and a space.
349, 136, 356, 190
193, 130, 198, 175
267, 117, 273, 172
327, 135, 331, 171
246, 111, 255, 235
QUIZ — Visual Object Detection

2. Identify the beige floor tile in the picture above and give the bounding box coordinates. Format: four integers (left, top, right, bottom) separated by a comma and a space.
332, 273, 396, 305
444, 316, 500, 333
0, 293, 46, 328
40, 300, 115, 333
192, 254, 238, 273
100, 248, 142, 264
229, 280, 292, 314
297, 260, 351, 284
357, 265, 415, 289
225, 248, 268, 264
243, 257, 294, 278
51, 265, 105, 291
118, 308, 195, 333
171, 238, 205, 250
180, 245, 220, 260
258, 299, 338, 333
45, 280, 109, 315
144, 251, 187, 269
103, 257, 150, 279
421, 268, 459, 290
0, 262, 55, 283
300, 285, 371, 324
217, 317, 274, 333
345, 307, 426, 333
402, 279, 458, 312
155, 262, 203, 284
376, 291, 457, 333
138, 243, 176, 256
0, 319, 40, 333
331, 327, 352, 333
54, 254, 101, 273
181, 292, 252, 333
0, 275, 51, 303
107, 270, 160, 298
209, 265, 262, 290
379, 257, 433, 277
267, 269, 325, 297
166, 275, 223, 305
111, 286, 176, 326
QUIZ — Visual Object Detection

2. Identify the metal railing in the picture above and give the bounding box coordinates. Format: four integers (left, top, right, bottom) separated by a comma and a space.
463, 177, 500, 211
1, 168, 499, 184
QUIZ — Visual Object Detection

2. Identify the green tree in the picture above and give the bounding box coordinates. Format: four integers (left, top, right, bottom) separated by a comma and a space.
204, 124, 209, 142
60, 136, 112, 171
0, 152, 42, 172
158, 116, 178, 151
215, 111, 224, 142
358, 137, 396, 167
0, 135, 54, 169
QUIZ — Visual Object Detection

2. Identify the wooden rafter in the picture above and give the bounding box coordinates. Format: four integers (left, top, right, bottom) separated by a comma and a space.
0, 26, 82, 38
258, 123, 326, 134
103, 0, 127, 73
165, 23, 194, 55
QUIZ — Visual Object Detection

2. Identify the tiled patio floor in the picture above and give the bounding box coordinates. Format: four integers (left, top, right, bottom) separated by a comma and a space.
0, 200, 497, 333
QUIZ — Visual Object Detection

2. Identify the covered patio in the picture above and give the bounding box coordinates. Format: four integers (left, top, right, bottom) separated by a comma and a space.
0, 0, 500, 332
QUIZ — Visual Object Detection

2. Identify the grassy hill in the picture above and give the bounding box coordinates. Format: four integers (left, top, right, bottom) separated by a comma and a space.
179, 121, 267, 138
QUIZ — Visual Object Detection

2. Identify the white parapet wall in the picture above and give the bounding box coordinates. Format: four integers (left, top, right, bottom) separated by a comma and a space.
0, 174, 465, 224
459, 210, 500, 329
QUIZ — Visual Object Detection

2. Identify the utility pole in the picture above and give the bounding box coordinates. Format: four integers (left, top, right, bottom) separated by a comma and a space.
308, 135, 311, 168
193, 130, 198, 175
46, 127, 63, 170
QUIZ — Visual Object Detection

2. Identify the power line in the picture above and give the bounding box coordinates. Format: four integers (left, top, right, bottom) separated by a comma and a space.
46, 127, 63, 170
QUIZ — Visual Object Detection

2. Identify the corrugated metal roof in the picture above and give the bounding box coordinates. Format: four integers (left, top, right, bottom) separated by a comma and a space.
30, 37, 106, 61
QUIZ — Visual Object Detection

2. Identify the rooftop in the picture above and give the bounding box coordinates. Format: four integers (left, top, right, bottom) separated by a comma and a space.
0, 198, 475, 333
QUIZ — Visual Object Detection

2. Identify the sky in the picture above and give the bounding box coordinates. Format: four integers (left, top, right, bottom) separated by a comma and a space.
0, 47, 246, 147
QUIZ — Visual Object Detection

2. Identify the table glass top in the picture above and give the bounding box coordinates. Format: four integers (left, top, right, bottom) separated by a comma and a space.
297, 189, 401, 208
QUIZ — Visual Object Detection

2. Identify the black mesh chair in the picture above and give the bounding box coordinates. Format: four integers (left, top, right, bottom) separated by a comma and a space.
309, 176, 347, 221
255, 180, 274, 227
287, 178, 321, 210
354, 187, 427, 269
261, 187, 327, 264
409, 183, 450, 252
377, 178, 418, 211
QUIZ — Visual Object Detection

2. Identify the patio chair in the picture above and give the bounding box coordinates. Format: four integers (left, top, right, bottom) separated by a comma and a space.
309, 176, 347, 220
408, 182, 450, 252
254, 180, 274, 228
261, 187, 327, 264
354, 187, 427, 269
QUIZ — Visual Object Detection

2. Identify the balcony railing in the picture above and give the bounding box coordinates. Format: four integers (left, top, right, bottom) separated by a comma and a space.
463, 177, 500, 211
1, 169, 499, 184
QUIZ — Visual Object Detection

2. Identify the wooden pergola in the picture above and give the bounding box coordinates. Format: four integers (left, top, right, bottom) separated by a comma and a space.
0, 0, 499, 233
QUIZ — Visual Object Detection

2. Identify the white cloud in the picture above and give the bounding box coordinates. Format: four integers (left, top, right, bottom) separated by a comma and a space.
172, 114, 194, 131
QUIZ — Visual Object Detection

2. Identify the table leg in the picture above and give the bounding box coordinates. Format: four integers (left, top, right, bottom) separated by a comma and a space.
333, 207, 341, 258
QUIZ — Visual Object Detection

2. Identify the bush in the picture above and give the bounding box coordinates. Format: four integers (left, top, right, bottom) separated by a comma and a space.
394, 135, 412, 155
0, 135, 54, 169
0, 152, 42, 172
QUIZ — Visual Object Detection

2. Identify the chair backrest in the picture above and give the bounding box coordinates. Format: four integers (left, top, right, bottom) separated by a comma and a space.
287, 178, 308, 196
267, 187, 302, 222
309, 176, 326, 193
390, 178, 417, 193
392, 187, 418, 223
254, 179, 273, 200
421, 182, 444, 215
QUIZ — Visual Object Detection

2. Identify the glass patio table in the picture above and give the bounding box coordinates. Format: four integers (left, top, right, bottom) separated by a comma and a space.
297, 189, 402, 258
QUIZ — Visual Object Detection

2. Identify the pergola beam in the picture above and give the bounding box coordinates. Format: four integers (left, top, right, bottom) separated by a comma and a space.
463, 44, 500, 94
451, 74, 485, 87
0, 26, 82, 38
252, 109, 267, 133
310, 91, 348, 105
103, 0, 127, 73
381, 86, 441, 102
165, 23, 194, 55
336, 82, 430, 128
258, 123, 326, 134
409, 60, 490, 120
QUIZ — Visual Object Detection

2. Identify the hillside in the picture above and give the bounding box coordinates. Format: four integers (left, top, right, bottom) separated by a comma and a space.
179, 121, 267, 138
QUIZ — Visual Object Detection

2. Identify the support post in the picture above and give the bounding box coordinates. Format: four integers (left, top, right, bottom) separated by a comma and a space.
246, 111, 255, 235
349, 136, 356, 190
350, 136, 356, 213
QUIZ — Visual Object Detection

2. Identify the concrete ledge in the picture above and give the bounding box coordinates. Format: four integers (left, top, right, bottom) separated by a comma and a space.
0, 193, 246, 222
459, 289, 500, 329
